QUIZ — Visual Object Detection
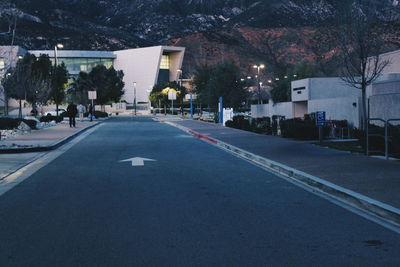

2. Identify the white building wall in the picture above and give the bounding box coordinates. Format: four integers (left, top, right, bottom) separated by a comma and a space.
308, 78, 360, 100
291, 79, 309, 102
378, 49, 400, 73
369, 94, 400, 123
251, 104, 269, 118
251, 102, 293, 119
308, 97, 361, 128
113, 46, 163, 104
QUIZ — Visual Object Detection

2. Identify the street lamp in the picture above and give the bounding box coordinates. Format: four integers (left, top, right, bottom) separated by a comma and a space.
53, 44, 63, 116
253, 64, 265, 104
177, 69, 182, 88
54, 43, 64, 67
133, 82, 137, 116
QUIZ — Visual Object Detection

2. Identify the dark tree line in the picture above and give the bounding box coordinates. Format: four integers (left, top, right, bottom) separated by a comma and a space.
70, 65, 125, 109
2, 53, 68, 118
191, 62, 247, 111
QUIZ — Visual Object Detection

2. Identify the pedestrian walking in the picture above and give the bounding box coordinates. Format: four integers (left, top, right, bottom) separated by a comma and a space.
67, 102, 78, 127
77, 104, 86, 122
88, 104, 93, 122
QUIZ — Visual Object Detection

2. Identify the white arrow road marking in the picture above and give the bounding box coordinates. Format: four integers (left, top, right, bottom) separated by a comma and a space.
119, 157, 157, 166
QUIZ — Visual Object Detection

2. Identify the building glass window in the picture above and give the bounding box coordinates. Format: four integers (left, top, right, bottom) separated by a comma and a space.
52, 58, 114, 73
160, 54, 170, 70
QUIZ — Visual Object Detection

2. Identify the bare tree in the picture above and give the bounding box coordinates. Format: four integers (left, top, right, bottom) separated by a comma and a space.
338, 0, 392, 130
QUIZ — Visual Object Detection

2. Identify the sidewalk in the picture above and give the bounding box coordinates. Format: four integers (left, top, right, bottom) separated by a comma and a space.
0, 121, 100, 153
165, 119, 400, 228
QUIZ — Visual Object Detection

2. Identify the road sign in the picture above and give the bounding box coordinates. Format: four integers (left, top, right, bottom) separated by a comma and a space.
88, 91, 97, 100
120, 157, 156, 166
168, 91, 176, 100
316, 111, 326, 126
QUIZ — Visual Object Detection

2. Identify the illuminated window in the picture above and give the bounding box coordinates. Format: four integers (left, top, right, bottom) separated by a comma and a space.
0, 58, 5, 70
160, 54, 170, 70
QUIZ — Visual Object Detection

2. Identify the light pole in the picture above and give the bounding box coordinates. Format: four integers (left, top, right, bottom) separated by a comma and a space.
133, 82, 137, 116
253, 64, 265, 104
54, 44, 63, 116
54, 43, 64, 68
177, 69, 182, 115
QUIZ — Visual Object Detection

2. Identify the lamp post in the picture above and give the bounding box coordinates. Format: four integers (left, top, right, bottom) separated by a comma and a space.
54, 43, 64, 68
54, 44, 63, 116
177, 69, 183, 116
133, 82, 137, 116
253, 64, 265, 104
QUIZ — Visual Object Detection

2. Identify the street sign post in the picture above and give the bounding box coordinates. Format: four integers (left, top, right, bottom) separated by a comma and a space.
88, 91, 97, 118
88, 91, 97, 100
316, 111, 326, 142
168, 90, 176, 115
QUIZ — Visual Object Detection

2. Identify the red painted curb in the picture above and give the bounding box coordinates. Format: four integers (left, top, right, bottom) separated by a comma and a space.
188, 130, 218, 145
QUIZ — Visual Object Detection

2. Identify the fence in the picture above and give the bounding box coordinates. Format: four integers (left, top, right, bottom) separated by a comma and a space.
367, 118, 400, 160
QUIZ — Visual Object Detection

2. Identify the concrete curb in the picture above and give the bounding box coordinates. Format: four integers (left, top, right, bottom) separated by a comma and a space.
165, 121, 400, 229
0, 122, 101, 154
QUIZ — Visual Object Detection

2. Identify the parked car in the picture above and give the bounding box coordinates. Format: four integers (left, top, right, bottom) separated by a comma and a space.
46, 109, 66, 116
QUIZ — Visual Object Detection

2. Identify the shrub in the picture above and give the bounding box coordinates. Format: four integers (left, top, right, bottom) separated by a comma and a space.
0, 118, 37, 130
21, 119, 37, 129
251, 117, 272, 134
40, 116, 63, 123
280, 117, 329, 140
83, 110, 108, 118
0, 117, 19, 130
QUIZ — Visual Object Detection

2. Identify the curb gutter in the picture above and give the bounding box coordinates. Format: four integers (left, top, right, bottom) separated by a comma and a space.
0, 122, 101, 154
165, 121, 400, 229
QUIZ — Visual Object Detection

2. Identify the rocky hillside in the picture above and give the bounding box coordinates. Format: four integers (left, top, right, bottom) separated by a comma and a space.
1, 0, 400, 76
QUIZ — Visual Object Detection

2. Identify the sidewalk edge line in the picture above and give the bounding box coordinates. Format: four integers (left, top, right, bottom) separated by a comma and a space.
0, 122, 101, 154
165, 121, 400, 228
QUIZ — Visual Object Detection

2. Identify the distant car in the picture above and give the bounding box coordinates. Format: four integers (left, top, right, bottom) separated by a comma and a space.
46, 109, 66, 116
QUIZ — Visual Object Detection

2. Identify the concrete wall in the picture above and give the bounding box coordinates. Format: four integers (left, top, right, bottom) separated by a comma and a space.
291, 79, 309, 102
308, 78, 360, 100
251, 102, 293, 119
378, 49, 400, 74
308, 97, 361, 128
369, 93, 400, 124
293, 101, 307, 118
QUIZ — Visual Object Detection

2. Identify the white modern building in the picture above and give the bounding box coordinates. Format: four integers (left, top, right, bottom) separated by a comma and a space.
252, 49, 400, 128
252, 78, 362, 127
366, 49, 400, 122
113, 46, 185, 105
1, 45, 185, 112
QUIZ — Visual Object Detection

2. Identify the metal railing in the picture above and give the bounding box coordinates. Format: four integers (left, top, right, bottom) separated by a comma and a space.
367, 118, 400, 160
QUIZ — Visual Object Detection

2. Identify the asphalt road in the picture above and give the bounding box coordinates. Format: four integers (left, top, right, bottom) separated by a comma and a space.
0, 117, 399, 266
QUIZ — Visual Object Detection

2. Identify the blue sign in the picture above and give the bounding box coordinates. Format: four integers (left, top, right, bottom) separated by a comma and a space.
316, 111, 326, 126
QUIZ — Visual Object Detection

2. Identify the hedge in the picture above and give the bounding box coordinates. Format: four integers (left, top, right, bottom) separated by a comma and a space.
0, 118, 37, 130
83, 110, 108, 118
40, 115, 63, 123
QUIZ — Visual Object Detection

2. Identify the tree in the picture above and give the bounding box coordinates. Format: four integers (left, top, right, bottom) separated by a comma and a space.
70, 65, 124, 109
149, 81, 186, 113
2, 53, 54, 117
192, 62, 246, 111
50, 62, 68, 116
270, 61, 316, 103
338, 0, 392, 130
28, 54, 53, 112
3, 54, 35, 118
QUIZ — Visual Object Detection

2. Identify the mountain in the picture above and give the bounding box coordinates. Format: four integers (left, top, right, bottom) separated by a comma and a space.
1, 0, 400, 76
